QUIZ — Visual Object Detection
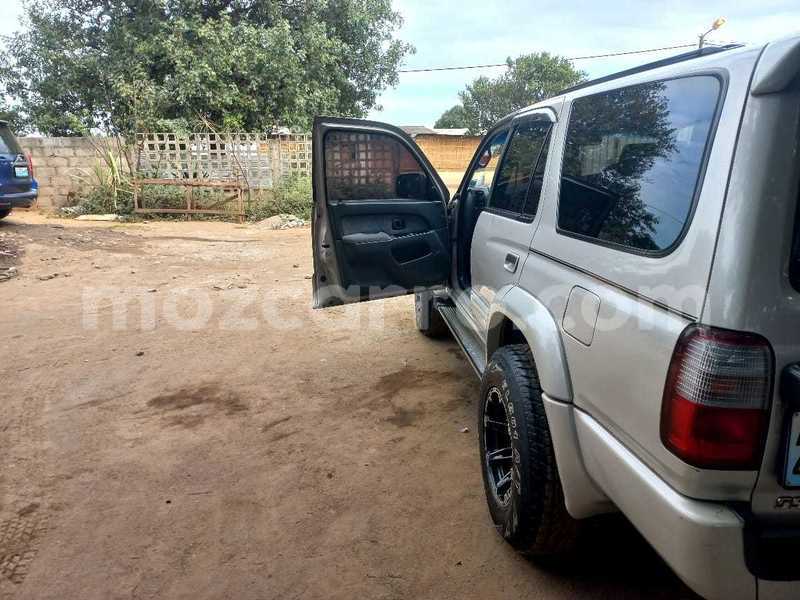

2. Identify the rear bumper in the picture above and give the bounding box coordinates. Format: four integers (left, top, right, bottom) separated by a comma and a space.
9, 190, 38, 208
0, 190, 37, 208
743, 518, 800, 594
574, 409, 756, 600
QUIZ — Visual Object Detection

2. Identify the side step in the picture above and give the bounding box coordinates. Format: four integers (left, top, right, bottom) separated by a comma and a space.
437, 303, 486, 378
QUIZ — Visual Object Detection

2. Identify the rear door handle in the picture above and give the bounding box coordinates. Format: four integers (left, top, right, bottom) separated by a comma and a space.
504, 252, 519, 273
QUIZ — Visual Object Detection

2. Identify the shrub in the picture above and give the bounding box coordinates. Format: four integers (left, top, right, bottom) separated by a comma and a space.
70, 144, 135, 215
246, 174, 312, 221
70, 156, 313, 222
137, 185, 186, 210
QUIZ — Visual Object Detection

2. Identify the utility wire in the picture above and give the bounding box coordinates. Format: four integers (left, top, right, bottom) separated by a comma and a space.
397, 42, 702, 73
566, 43, 699, 60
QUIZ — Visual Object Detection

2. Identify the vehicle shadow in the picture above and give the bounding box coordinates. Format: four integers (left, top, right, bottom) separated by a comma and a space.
533, 514, 702, 599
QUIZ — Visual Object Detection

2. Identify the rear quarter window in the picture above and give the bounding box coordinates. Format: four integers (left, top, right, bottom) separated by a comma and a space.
0, 126, 23, 155
557, 75, 721, 254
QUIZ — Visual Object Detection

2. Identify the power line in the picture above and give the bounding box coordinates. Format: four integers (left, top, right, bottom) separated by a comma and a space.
567, 43, 698, 60
399, 63, 508, 73
397, 42, 701, 73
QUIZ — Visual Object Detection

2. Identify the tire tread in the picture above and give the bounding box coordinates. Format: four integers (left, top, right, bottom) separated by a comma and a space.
482, 344, 579, 557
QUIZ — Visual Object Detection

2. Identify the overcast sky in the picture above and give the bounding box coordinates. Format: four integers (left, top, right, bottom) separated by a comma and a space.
3, 1, 799, 127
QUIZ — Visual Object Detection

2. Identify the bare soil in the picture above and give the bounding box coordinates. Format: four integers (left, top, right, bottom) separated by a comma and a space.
0, 211, 695, 599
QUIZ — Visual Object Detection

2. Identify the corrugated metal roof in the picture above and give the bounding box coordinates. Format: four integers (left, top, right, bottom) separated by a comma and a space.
400, 125, 436, 137
401, 126, 473, 137
431, 128, 469, 136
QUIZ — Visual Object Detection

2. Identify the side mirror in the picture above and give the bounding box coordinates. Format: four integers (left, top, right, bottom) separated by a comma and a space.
396, 172, 428, 199
477, 148, 492, 168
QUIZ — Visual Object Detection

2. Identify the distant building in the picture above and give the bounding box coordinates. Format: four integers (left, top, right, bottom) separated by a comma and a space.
400, 126, 482, 196
401, 126, 470, 138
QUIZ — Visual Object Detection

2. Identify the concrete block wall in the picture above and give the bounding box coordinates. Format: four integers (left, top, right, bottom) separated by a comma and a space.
18, 137, 107, 208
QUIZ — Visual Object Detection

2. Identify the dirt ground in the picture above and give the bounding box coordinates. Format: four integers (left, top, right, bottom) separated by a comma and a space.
0, 211, 695, 600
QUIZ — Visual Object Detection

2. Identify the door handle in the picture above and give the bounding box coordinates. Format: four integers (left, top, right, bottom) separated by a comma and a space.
504, 253, 519, 273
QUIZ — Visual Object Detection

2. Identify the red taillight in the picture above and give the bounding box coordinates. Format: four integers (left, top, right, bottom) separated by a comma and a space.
660, 325, 773, 470
26, 152, 34, 178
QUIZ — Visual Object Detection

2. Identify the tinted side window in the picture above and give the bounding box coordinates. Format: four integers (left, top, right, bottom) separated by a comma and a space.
324, 131, 438, 202
558, 76, 720, 253
490, 120, 551, 217
523, 128, 552, 219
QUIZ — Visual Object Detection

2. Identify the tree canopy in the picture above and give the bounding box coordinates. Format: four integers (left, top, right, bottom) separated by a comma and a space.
0, 0, 413, 135
438, 53, 586, 133
433, 104, 468, 129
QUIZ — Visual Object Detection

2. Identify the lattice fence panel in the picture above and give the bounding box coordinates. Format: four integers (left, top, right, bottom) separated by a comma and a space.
276, 135, 312, 178
135, 132, 312, 189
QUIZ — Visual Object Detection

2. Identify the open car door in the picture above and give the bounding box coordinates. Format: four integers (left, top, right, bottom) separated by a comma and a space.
311, 117, 451, 308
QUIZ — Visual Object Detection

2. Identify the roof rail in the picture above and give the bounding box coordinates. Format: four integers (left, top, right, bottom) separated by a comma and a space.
558, 43, 745, 95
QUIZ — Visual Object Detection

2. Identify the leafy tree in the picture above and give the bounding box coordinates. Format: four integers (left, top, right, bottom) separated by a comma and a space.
439, 52, 586, 133
434, 104, 469, 129
0, 0, 413, 136
0, 98, 20, 125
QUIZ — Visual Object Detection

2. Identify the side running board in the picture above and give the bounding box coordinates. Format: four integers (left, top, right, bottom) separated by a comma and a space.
437, 303, 486, 378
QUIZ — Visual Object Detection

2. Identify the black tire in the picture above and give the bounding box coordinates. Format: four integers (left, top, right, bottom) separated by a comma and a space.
0, 208, 11, 220
478, 344, 579, 558
414, 291, 448, 338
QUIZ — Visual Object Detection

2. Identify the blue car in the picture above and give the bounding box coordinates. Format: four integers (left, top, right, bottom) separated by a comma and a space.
0, 120, 37, 219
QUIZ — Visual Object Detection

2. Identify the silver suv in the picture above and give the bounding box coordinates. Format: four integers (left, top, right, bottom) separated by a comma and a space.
310, 37, 800, 600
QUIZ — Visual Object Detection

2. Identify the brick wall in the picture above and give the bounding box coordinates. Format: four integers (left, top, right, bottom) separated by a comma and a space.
19, 137, 107, 209
413, 134, 481, 196
413, 134, 481, 172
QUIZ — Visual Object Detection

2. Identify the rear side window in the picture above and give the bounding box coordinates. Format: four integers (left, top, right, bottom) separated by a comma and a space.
523, 129, 552, 219
324, 131, 439, 202
490, 119, 552, 219
0, 126, 23, 155
558, 76, 721, 253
